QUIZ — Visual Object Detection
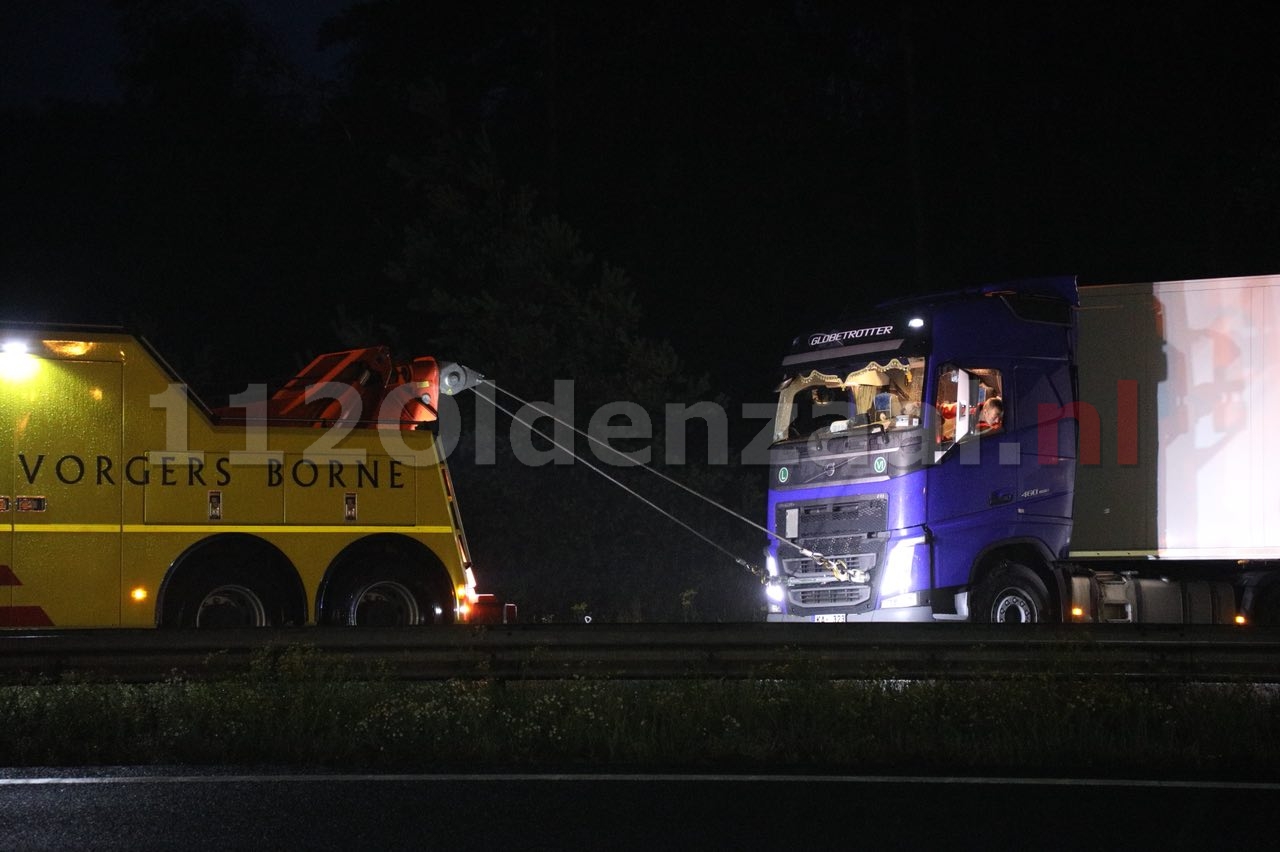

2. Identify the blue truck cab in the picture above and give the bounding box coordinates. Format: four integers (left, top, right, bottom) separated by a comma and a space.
765, 278, 1080, 623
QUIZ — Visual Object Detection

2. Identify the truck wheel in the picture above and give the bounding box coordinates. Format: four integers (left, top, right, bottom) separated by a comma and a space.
973, 563, 1051, 623
323, 562, 446, 627
193, 583, 269, 628
1252, 583, 1280, 626
166, 570, 286, 628
344, 578, 423, 627
159, 536, 306, 628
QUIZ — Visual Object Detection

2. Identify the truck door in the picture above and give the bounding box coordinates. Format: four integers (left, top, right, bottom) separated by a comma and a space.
925, 364, 1019, 591
11, 358, 123, 626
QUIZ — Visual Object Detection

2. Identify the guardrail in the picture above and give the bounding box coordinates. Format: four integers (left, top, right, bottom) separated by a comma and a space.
3, 623, 1279, 683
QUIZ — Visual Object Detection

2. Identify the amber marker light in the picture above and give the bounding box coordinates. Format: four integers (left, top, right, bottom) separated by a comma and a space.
1071, 606, 1085, 620
131, 587, 149, 603
42, 340, 92, 357
1235, 614, 1247, 626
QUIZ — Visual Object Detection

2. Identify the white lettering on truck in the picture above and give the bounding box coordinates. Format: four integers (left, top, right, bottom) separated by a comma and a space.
808, 325, 895, 346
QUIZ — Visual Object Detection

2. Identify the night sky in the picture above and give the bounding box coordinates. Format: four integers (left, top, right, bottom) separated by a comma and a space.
4, 1, 1280, 617
4, 1, 1279, 396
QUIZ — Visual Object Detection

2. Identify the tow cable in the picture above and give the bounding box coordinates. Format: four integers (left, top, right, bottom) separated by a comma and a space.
446, 376, 864, 586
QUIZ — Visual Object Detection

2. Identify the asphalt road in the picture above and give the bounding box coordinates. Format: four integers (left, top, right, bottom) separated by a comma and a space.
1, 770, 1276, 850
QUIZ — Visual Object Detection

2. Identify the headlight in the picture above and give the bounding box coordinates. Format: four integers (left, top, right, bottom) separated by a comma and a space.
880, 535, 927, 598
766, 583, 785, 603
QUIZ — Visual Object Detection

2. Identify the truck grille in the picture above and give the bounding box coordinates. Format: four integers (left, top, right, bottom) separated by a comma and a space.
783, 552, 876, 581
793, 585, 872, 607
776, 495, 888, 615
777, 496, 888, 540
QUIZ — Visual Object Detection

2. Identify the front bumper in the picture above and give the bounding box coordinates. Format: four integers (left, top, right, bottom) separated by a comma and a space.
766, 604, 935, 623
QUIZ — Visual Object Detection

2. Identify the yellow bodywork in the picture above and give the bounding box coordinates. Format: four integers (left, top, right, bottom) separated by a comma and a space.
0, 333, 469, 627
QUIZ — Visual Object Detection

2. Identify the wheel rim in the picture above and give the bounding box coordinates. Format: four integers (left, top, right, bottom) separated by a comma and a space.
196, 584, 268, 627
991, 588, 1037, 623
350, 580, 421, 626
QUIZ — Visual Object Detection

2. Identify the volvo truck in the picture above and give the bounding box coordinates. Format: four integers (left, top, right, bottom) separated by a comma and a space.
764, 275, 1279, 624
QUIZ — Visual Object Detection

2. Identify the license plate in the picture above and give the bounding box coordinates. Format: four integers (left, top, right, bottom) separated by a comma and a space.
814, 613, 846, 623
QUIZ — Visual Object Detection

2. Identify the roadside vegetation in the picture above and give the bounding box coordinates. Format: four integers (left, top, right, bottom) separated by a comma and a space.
1, 648, 1276, 777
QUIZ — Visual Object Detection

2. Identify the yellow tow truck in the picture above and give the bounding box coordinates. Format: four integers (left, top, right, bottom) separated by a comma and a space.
0, 325, 503, 628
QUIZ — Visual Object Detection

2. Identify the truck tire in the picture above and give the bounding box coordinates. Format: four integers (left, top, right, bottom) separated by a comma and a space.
1252, 583, 1280, 626
159, 535, 306, 628
163, 565, 294, 628
972, 562, 1052, 624
321, 560, 449, 627
189, 580, 268, 628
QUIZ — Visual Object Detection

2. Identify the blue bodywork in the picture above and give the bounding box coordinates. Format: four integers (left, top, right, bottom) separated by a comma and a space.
765, 277, 1081, 622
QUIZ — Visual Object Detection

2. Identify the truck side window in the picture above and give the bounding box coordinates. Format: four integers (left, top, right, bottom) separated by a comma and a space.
935, 366, 1005, 458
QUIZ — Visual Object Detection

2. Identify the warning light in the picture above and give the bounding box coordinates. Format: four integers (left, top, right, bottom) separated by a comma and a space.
457, 603, 471, 618
1235, 614, 1247, 626
1071, 606, 1085, 620
130, 587, 148, 602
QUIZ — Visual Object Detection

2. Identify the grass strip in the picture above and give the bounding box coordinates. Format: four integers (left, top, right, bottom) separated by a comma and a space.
1, 647, 1276, 777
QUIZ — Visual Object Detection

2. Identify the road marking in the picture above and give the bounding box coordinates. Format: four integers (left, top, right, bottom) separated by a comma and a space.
1, 773, 1277, 790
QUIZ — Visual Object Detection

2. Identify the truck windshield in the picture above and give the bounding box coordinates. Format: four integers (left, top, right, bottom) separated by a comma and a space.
773, 355, 926, 443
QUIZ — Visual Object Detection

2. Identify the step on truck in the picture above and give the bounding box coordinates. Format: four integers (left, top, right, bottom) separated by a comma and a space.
764, 274, 1280, 624
0, 325, 508, 628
